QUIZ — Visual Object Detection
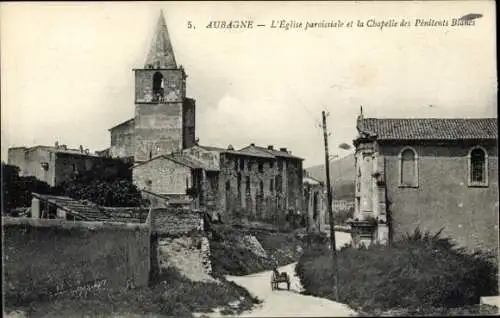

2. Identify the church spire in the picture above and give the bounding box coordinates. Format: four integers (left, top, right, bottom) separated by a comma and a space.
145, 10, 177, 69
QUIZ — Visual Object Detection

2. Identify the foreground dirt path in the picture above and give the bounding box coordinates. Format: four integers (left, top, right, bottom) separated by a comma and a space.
197, 231, 357, 317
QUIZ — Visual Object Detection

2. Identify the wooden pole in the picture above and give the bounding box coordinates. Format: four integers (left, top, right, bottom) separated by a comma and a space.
322, 110, 340, 301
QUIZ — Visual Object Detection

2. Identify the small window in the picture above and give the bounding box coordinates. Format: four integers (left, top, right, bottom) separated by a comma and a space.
269, 161, 274, 169
399, 147, 418, 187
270, 179, 274, 192
234, 159, 238, 170
277, 160, 283, 171
258, 162, 264, 173
239, 158, 244, 170
259, 180, 264, 194
468, 147, 488, 186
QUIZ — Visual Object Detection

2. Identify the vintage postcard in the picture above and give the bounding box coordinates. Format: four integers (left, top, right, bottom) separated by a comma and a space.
1, 1, 498, 317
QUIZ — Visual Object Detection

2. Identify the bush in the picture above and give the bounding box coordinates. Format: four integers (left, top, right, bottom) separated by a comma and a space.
335, 207, 354, 225
55, 179, 149, 207
296, 228, 498, 314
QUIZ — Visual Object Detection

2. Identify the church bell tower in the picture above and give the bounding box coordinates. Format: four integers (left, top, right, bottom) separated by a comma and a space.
133, 11, 196, 162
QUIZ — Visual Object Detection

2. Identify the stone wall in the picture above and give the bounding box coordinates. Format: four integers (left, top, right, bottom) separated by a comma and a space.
381, 140, 499, 254
149, 208, 213, 283
157, 235, 214, 282
134, 68, 186, 162
134, 103, 184, 162
286, 158, 304, 212
133, 157, 192, 195
109, 119, 135, 159
150, 208, 204, 236
3, 217, 151, 302
182, 98, 196, 150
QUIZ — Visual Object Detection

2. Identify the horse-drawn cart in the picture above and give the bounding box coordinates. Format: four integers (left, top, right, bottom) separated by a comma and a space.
271, 268, 290, 290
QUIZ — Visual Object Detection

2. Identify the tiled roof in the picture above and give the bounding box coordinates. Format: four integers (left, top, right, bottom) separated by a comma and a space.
360, 118, 497, 140
237, 146, 276, 159
197, 145, 227, 152
196, 144, 279, 159
240, 145, 304, 160
108, 118, 134, 131
32, 193, 149, 223
167, 154, 207, 169
132, 153, 207, 170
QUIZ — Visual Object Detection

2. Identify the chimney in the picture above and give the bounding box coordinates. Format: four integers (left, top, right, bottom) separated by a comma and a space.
250, 143, 255, 147
267, 145, 274, 150
84, 149, 89, 155
79, 145, 84, 153
280, 147, 287, 152
228, 144, 234, 150
54, 141, 59, 149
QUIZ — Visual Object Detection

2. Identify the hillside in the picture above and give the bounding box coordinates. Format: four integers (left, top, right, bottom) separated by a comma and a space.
305, 153, 355, 200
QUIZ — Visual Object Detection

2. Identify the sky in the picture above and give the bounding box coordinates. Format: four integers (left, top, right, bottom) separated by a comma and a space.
1, 1, 497, 167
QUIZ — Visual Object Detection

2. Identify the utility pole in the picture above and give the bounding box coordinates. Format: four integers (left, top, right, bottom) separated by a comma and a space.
321, 110, 340, 301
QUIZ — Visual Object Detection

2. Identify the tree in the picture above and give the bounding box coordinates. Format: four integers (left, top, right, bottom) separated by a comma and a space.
56, 178, 149, 207
1, 163, 55, 214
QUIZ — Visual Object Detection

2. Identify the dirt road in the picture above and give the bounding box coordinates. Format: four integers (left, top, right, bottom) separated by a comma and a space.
197, 231, 356, 317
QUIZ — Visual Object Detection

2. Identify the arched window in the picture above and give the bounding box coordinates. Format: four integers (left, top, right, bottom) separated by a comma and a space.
152, 72, 164, 102
468, 146, 488, 186
399, 147, 418, 187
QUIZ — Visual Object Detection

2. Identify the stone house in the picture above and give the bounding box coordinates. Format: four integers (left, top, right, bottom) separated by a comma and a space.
351, 112, 498, 254
187, 144, 304, 222
133, 143, 304, 224
132, 153, 209, 208
7, 143, 128, 187
303, 172, 326, 232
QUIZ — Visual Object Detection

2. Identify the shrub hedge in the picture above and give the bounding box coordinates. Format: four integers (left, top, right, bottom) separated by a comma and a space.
296, 228, 499, 314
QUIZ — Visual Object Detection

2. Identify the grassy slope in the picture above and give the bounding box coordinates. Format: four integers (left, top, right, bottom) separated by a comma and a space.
4, 267, 260, 317
209, 224, 303, 276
